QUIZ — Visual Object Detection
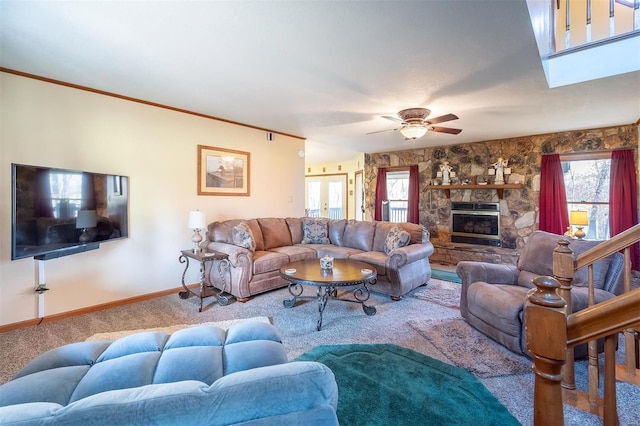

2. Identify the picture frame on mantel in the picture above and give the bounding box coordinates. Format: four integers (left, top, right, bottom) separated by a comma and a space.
197, 145, 250, 196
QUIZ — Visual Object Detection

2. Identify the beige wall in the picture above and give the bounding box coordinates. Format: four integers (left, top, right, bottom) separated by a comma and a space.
0, 72, 306, 326
305, 155, 365, 220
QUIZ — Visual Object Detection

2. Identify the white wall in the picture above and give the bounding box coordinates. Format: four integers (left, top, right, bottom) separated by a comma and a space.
0, 72, 305, 326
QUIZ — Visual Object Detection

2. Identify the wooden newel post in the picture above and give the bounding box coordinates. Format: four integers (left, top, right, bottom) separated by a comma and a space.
525, 275, 568, 426
553, 238, 576, 390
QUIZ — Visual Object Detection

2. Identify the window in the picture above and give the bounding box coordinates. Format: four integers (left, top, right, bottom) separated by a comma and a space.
386, 170, 409, 222
49, 172, 83, 219
561, 154, 611, 239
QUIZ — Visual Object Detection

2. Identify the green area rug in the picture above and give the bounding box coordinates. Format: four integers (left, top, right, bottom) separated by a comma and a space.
431, 268, 462, 283
296, 344, 519, 426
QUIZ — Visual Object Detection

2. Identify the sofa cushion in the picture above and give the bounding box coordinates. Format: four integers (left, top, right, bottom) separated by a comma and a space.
349, 251, 387, 276
328, 219, 347, 246
343, 220, 376, 251
301, 218, 330, 244
252, 251, 290, 275
258, 218, 293, 249
311, 245, 364, 259
245, 219, 265, 251
269, 245, 318, 262
1, 323, 286, 409
518, 231, 615, 290
210, 219, 242, 244
286, 217, 304, 244
467, 283, 530, 338
372, 221, 396, 253
398, 222, 426, 245
211, 219, 264, 251
383, 226, 411, 254
233, 222, 257, 252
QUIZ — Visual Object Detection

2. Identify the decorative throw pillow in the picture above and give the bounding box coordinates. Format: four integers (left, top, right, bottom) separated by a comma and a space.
301, 218, 330, 244
232, 222, 256, 252
384, 226, 411, 254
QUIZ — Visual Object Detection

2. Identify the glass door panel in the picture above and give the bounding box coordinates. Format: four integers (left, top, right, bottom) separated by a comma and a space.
305, 175, 347, 219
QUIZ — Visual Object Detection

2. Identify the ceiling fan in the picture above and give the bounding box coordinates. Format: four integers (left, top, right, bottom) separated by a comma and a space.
368, 108, 462, 140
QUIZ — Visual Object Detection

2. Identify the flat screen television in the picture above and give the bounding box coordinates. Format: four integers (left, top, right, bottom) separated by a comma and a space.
11, 163, 129, 260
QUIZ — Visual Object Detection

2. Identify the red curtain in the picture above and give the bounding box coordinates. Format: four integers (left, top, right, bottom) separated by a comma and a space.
609, 149, 639, 270
539, 154, 569, 235
373, 168, 388, 221
407, 165, 420, 224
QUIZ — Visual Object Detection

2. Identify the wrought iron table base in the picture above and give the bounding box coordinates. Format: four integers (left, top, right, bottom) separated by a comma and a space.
283, 282, 376, 331
179, 252, 230, 312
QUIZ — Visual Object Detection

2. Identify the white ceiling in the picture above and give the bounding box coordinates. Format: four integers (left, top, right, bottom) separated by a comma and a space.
1, 1, 639, 164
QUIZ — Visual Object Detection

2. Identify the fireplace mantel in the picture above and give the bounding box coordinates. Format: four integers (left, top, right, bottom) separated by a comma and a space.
426, 183, 524, 199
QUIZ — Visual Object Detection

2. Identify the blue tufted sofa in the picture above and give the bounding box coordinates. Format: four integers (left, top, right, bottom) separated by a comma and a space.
0, 322, 339, 425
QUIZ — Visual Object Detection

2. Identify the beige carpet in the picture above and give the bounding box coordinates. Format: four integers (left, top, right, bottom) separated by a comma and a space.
2, 280, 638, 425
410, 279, 461, 308
407, 318, 532, 378
85, 316, 271, 341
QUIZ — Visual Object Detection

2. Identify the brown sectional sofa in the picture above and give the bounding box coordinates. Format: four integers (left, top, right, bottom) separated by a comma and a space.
205, 217, 434, 302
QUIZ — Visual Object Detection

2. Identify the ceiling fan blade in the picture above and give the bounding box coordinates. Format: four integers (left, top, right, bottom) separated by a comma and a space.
426, 113, 458, 125
431, 126, 462, 135
381, 115, 405, 124
366, 128, 400, 135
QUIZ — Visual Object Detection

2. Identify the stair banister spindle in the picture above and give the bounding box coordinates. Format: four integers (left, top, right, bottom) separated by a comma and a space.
609, 0, 615, 36
635, 0, 639, 30
566, 0, 571, 48
587, 264, 600, 405
586, 0, 592, 42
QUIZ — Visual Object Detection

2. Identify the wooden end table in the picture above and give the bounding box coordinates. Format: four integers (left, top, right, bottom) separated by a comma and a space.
280, 258, 377, 331
179, 249, 230, 312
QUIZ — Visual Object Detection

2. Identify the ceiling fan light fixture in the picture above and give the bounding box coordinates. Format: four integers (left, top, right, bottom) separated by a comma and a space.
400, 123, 428, 140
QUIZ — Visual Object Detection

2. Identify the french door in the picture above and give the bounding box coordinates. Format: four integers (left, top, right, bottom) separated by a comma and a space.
354, 170, 364, 221
305, 174, 347, 219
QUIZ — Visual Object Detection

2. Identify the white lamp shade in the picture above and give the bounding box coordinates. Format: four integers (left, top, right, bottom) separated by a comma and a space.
76, 210, 97, 229
569, 210, 588, 226
188, 210, 207, 229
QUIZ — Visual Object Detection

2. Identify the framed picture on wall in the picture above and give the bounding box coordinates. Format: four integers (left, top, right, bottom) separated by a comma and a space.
197, 145, 250, 196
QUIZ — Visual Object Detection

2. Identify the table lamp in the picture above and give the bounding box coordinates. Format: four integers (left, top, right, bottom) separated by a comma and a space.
188, 210, 207, 253
76, 210, 97, 243
569, 210, 588, 240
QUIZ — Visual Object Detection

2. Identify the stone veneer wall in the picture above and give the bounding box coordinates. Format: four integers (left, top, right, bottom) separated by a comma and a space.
364, 124, 638, 263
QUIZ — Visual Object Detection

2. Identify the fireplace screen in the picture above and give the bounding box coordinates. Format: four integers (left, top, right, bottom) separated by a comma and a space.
450, 202, 500, 246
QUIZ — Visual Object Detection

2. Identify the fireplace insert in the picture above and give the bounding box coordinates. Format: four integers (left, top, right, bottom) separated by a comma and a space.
450, 202, 500, 247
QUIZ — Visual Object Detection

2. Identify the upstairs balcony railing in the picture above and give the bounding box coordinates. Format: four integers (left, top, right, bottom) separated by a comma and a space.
554, 0, 640, 53
527, 0, 640, 87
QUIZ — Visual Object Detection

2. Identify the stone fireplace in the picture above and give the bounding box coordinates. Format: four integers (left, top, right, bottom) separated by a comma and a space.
450, 202, 501, 247
363, 123, 638, 266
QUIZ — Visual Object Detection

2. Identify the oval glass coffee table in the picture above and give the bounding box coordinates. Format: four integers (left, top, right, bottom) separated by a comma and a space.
280, 259, 377, 331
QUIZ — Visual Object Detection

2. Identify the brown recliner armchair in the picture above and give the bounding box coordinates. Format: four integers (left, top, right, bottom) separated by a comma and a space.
457, 230, 625, 358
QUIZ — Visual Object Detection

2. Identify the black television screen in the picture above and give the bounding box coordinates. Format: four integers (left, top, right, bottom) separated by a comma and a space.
11, 163, 129, 260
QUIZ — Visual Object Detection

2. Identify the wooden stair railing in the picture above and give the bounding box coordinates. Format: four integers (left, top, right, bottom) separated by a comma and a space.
526, 223, 640, 425
526, 281, 640, 425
